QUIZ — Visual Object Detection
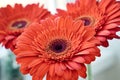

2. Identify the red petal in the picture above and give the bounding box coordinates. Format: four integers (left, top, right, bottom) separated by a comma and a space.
32, 75, 39, 80
56, 9, 68, 16
17, 56, 36, 63
17, 51, 38, 57
71, 71, 79, 80
73, 56, 86, 63
0, 35, 5, 41
106, 18, 120, 24
107, 5, 120, 17
80, 42, 96, 50
60, 63, 66, 70
99, 0, 114, 12
55, 63, 64, 76
28, 58, 42, 68
83, 28, 95, 41
97, 30, 111, 36
65, 63, 74, 70
108, 11, 120, 20
75, 50, 90, 55
96, 36, 107, 42
83, 56, 93, 64
20, 63, 30, 74
67, 61, 82, 70
103, 24, 118, 29
29, 65, 40, 75
49, 64, 55, 77
63, 70, 72, 80
36, 63, 49, 79
78, 65, 87, 78
5, 35, 15, 40
101, 40, 109, 47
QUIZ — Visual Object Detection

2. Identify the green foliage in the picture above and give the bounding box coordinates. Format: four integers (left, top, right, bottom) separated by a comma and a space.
3, 51, 23, 80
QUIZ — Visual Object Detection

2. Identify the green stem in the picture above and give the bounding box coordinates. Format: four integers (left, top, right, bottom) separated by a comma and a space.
87, 64, 93, 80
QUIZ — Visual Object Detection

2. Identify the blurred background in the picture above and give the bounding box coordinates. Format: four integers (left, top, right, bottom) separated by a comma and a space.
0, 0, 120, 80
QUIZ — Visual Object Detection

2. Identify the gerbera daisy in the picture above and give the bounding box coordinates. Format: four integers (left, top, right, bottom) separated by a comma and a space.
56, 0, 120, 47
0, 3, 51, 50
14, 16, 100, 80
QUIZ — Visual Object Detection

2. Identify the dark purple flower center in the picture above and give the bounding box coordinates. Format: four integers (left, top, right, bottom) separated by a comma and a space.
80, 17, 91, 26
12, 20, 27, 28
49, 39, 67, 53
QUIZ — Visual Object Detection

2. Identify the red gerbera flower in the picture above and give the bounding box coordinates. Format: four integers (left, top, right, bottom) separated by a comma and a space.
56, 0, 120, 47
97, 0, 120, 46
0, 3, 51, 50
14, 17, 100, 80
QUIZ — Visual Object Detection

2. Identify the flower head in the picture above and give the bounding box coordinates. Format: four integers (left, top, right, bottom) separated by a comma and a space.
0, 3, 51, 50
56, 0, 120, 47
14, 16, 100, 80
97, 0, 120, 46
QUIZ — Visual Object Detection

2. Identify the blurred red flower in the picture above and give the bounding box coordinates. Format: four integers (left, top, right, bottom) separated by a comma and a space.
56, 0, 120, 47
0, 3, 51, 50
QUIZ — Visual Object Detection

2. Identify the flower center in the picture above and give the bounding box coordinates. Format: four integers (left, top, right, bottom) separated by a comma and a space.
80, 17, 91, 26
49, 39, 67, 53
12, 20, 27, 28
81, 17, 91, 26
76, 16, 94, 26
